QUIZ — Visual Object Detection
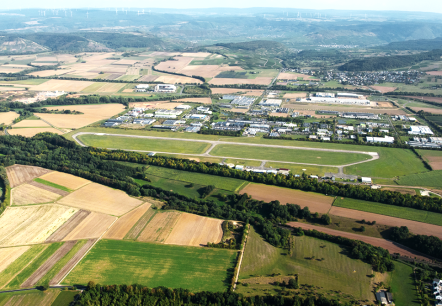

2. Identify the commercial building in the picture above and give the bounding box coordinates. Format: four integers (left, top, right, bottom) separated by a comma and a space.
408, 125, 433, 135
342, 112, 379, 120
133, 119, 156, 125
366, 136, 395, 144
189, 114, 207, 120
316, 92, 335, 98
155, 84, 177, 93
136, 84, 149, 89
337, 93, 364, 99
259, 99, 283, 107
155, 109, 183, 116
176, 105, 192, 110
361, 177, 372, 184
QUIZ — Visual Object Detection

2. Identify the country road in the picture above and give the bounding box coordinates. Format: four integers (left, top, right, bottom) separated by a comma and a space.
72, 132, 379, 169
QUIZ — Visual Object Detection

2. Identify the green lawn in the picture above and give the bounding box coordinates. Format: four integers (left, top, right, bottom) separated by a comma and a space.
333, 197, 442, 226
389, 262, 420, 306
264, 162, 338, 176
63, 239, 237, 292
396, 170, 442, 189
6, 242, 63, 289
145, 166, 247, 192
77, 134, 211, 154
210, 144, 371, 166
34, 178, 71, 192
237, 227, 374, 301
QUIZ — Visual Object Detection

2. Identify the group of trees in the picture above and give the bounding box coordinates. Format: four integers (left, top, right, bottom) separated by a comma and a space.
390, 226, 442, 260
74, 282, 355, 306
0, 166, 10, 215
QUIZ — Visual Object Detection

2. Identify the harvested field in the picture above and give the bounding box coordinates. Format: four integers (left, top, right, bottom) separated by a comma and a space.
35, 104, 125, 129
38, 171, 90, 190
27, 69, 72, 77
241, 184, 334, 214
31, 79, 94, 92
418, 150, 442, 170
137, 211, 181, 243
231, 108, 249, 113
104, 203, 152, 239
269, 112, 289, 117
0, 204, 78, 247
156, 75, 203, 84
114, 59, 138, 65
209, 77, 272, 85
164, 213, 223, 247
410, 107, 442, 114
329, 206, 442, 239
63, 212, 116, 241
0, 112, 19, 125
49, 239, 97, 285
426, 71, 442, 75
283, 92, 307, 99
376, 102, 394, 107
180, 65, 220, 78
138, 75, 159, 82
182, 52, 211, 57
11, 184, 61, 206
124, 209, 156, 240
6, 165, 52, 188
57, 183, 143, 216
404, 96, 442, 104
371, 86, 397, 93
12, 120, 50, 128
45, 210, 91, 243
173, 97, 212, 104
287, 222, 434, 262
278, 72, 319, 81
28, 181, 69, 197
211, 88, 263, 95
104, 73, 123, 80
155, 57, 194, 73
8, 128, 63, 137
382, 187, 416, 195
83, 82, 127, 93
129, 102, 182, 109
0, 246, 30, 274
0, 67, 26, 73
20, 241, 76, 288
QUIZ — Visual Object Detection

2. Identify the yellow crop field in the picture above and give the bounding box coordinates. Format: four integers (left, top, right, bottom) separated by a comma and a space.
0, 112, 19, 125
31, 79, 95, 92
12, 184, 61, 205
12, 120, 50, 128
137, 211, 181, 243
156, 75, 203, 84
63, 212, 116, 241
0, 246, 30, 273
8, 128, 63, 137
38, 171, 90, 190
104, 203, 152, 239
57, 183, 143, 216
0, 205, 78, 247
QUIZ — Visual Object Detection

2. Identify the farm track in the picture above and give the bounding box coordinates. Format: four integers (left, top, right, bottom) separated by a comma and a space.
20, 241, 77, 288
72, 132, 379, 168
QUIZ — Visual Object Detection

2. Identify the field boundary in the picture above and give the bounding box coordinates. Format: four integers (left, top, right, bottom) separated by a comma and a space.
232, 224, 250, 291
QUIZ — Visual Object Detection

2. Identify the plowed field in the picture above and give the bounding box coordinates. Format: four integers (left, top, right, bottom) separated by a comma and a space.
137, 211, 181, 243
104, 203, 152, 239
164, 213, 223, 247
38, 171, 90, 190
0, 246, 30, 273
12, 184, 61, 206
45, 210, 91, 242
57, 183, 143, 216
62, 212, 116, 241
124, 209, 156, 240
6, 165, 52, 188
241, 184, 334, 213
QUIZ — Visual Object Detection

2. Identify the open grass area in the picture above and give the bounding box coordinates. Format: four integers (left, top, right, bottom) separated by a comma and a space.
34, 178, 71, 192
237, 227, 374, 301
389, 262, 420, 306
395, 170, 442, 189
210, 144, 371, 166
333, 197, 442, 226
145, 166, 248, 192
77, 134, 211, 154
63, 239, 237, 292
264, 162, 338, 176
6, 242, 63, 289
50, 290, 78, 306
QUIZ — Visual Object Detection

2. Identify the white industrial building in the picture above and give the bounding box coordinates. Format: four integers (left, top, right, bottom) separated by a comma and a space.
155, 114, 177, 119
155, 84, 177, 93
259, 99, 283, 107
408, 125, 433, 135
136, 84, 149, 89
366, 136, 395, 144
176, 105, 192, 110
155, 109, 183, 116
189, 114, 207, 120
361, 177, 372, 184
337, 93, 364, 99
316, 92, 335, 98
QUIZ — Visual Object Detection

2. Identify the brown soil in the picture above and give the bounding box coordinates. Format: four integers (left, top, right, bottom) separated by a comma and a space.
376, 102, 394, 108
62, 212, 116, 241
28, 181, 69, 197
283, 92, 307, 99
137, 211, 181, 243
426, 156, 442, 170
20, 241, 77, 287
410, 107, 442, 114
404, 96, 442, 103
241, 184, 334, 213
426, 71, 442, 76
45, 210, 91, 243
104, 203, 152, 239
329, 206, 442, 239
49, 239, 97, 285
287, 222, 434, 262
6, 165, 53, 188
124, 209, 156, 240
371, 86, 397, 93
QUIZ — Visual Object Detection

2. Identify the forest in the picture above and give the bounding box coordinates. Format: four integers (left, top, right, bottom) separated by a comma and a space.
390, 226, 442, 260
215, 40, 286, 51
380, 37, 442, 51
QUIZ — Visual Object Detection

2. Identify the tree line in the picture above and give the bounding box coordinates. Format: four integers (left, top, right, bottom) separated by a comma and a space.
0, 166, 10, 215
390, 226, 442, 260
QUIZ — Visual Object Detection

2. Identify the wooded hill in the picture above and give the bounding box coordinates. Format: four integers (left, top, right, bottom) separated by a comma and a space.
215, 40, 286, 51
380, 37, 442, 51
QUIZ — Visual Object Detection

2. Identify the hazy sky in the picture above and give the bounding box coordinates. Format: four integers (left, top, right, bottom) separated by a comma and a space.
4, 0, 442, 14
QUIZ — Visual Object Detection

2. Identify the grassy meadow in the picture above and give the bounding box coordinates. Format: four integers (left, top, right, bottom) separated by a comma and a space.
396, 170, 442, 189
389, 262, 420, 306
0, 289, 61, 306
333, 197, 442, 226
63, 239, 237, 292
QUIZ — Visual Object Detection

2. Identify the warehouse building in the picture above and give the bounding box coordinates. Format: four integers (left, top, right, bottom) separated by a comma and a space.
366, 136, 395, 144
342, 112, 379, 120
259, 99, 283, 107
155, 84, 177, 93
408, 125, 433, 135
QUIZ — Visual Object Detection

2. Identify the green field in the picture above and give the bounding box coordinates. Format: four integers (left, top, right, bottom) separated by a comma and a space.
34, 178, 71, 192
396, 170, 442, 189
0, 79, 48, 86
116, 75, 140, 81
63, 239, 237, 292
237, 228, 373, 301
78, 135, 211, 154
389, 262, 420, 306
145, 166, 248, 192
6, 242, 63, 289
333, 197, 442, 226
418, 149, 442, 162
50, 291, 78, 306
264, 162, 338, 176
210, 144, 371, 166
0, 289, 61, 306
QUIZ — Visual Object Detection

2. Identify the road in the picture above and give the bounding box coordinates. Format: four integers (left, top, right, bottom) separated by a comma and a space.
72, 132, 380, 169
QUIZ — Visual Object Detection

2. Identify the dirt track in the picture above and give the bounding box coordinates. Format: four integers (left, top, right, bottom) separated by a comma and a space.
287, 222, 434, 262
21, 241, 77, 287
329, 206, 442, 239
45, 210, 91, 243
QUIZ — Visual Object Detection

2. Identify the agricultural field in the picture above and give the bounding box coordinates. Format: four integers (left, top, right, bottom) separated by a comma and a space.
0, 246, 30, 274
0, 205, 78, 247
0, 289, 61, 306
417, 149, 442, 170
211, 88, 264, 95
104, 203, 152, 240
8, 127, 63, 137
237, 227, 374, 301
63, 239, 237, 292
57, 183, 143, 216
209, 77, 272, 85
210, 144, 371, 165
137, 211, 181, 243
12, 119, 50, 128
78, 134, 211, 154
6, 165, 52, 188
124, 208, 157, 240
11, 183, 61, 205
0, 111, 19, 125
395, 170, 442, 189
333, 197, 442, 226
62, 212, 116, 241
240, 184, 334, 213
38, 171, 90, 190
389, 262, 420, 306
46, 210, 91, 243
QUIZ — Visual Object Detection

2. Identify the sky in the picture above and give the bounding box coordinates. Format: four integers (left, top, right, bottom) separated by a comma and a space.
4, 0, 442, 14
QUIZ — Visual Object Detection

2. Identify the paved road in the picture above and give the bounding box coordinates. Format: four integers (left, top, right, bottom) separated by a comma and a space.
72, 132, 379, 168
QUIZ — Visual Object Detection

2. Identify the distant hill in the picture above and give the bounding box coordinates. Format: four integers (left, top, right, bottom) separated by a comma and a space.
338, 49, 442, 71
381, 37, 442, 51
214, 40, 286, 51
